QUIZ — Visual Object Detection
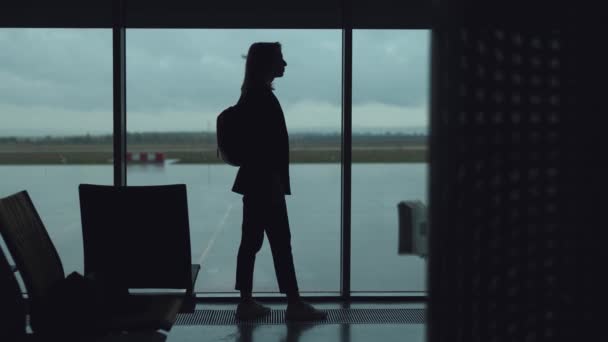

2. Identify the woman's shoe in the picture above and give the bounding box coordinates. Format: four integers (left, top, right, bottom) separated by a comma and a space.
285, 301, 327, 321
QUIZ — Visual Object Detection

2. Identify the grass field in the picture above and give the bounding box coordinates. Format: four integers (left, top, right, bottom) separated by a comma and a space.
0, 144, 427, 164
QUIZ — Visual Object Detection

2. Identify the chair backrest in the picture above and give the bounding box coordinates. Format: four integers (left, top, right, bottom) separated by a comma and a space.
0, 244, 26, 339
78, 184, 192, 289
0, 191, 65, 301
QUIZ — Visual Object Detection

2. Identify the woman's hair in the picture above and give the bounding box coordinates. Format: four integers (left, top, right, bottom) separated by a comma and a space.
241, 42, 282, 94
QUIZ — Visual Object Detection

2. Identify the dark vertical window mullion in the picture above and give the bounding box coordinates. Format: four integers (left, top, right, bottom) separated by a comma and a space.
427, 28, 440, 342
112, 0, 126, 186
341, 0, 353, 300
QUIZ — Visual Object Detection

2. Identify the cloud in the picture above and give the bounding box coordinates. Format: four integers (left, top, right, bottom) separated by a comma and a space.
284, 100, 341, 130
285, 100, 428, 132
0, 104, 112, 136
1, 28, 430, 135
0, 99, 428, 136
127, 100, 428, 133
0, 29, 113, 112
353, 102, 428, 129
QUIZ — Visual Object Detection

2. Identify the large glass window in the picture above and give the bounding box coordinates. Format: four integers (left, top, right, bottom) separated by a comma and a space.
126, 29, 342, 293
0, 29, 113, 274
0, 27, 430, 296
351, 30, 430, 292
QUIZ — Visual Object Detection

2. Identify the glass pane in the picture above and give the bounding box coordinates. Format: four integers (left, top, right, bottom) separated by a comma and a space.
126, 29, 341, 293
352, 30, 430, 292
0, 29, 113, 274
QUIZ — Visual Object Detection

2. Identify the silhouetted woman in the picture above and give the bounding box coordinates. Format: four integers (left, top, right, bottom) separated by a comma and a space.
232, 42, 326, 321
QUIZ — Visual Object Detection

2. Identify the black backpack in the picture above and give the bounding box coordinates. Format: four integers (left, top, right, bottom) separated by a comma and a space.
216, 102, 246, 166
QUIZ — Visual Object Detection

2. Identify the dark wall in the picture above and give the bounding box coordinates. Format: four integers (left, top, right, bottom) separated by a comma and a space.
1, 0, 431, 28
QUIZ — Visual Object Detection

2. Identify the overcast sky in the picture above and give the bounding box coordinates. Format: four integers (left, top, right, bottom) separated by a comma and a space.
0, 29, 429, 136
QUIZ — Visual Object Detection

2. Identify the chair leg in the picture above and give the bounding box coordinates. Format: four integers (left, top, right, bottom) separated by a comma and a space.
179, 290, 196, 313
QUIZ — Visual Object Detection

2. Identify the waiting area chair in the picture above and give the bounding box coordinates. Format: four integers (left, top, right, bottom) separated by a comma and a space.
0, 190, 181, 339
78, 184, 200, 313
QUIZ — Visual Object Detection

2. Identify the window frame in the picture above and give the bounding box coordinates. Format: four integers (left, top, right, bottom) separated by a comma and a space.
2, 0, 431, 302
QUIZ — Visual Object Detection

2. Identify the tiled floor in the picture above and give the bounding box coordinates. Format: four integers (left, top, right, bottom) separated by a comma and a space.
165, 302, 425, 342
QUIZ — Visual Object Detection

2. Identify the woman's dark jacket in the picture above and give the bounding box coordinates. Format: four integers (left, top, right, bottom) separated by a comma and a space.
231, 86, 291, 196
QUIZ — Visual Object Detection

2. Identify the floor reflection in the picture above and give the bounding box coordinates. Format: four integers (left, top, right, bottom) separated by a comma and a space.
233, 323, 349, 342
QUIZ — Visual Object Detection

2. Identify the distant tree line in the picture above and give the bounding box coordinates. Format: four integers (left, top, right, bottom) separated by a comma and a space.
0, 131, 427, 146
